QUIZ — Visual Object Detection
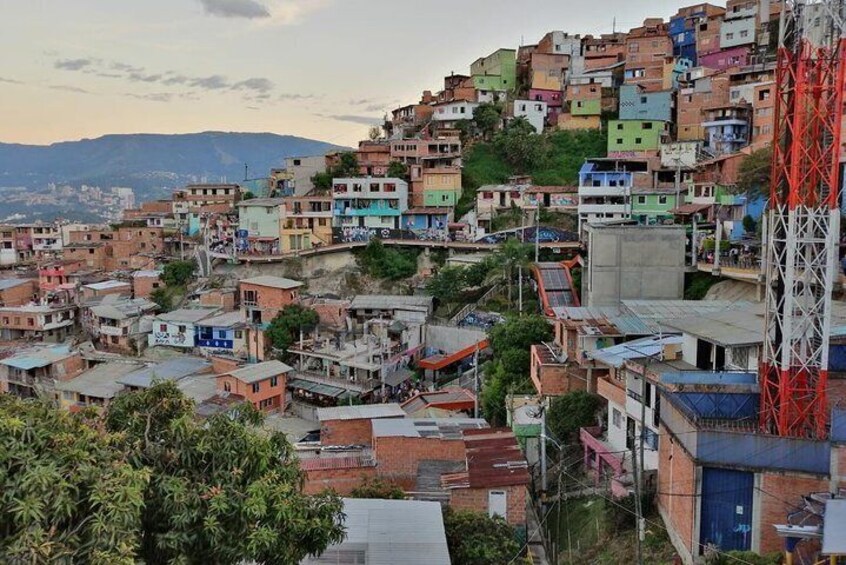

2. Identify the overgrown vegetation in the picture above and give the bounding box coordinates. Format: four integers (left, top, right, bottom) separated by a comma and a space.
348, 477, 405, 500
442, 508, 521, 565
149, 259, 197, 312
312, 151, 359, 191
0, 383, 345, 564
457, 128, 606, 218
734, 144, 772, 199
482, 315, 553, 425
266, 304, 320, 356
684, 272, 723, 300
356, 240, 419, 280
547, 391, 602, 443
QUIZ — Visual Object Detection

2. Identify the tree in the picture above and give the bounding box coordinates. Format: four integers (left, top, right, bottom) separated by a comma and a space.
242, 190, 255, 200
494, 117, 548, 172
161, 260, 196, 288
349, 477, 405, 500
335, 152, 359, 177
311, 171, 333, 191
367, 125, 381, 141
149, 287, 173, 312
547, 391, 602, 443
105, 382, 345, 564
266, 304, 320, 354
387, 160, 409, 180
735, 144, 772, 199
488, 314, 552, 354
443, 508, 520, 565
425, 266, 468, 310
0, 395, 149, 564
356, 240, 418, 280
491, 238, 533, 305
742, 214, 757, 234
473, 102, 503, 141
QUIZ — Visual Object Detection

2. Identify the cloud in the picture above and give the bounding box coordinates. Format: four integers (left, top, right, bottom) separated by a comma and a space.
162, 74, 189, 86
231, 77, 274, 93
111, 61, 145, 73
54, 58, 95, 71
96, 72, 123, 78
364, 104, 386, 112
126, 92, 174, 102
128, 72, 164, 83
49, 85, 91, 94
349, 98, 371, 106
279, 92, 315, 101
264, 0, 331, 25
319, 113, 382, 126
198, 0, 270, 18
189, 75, 230, 90
0, 77, 23, 84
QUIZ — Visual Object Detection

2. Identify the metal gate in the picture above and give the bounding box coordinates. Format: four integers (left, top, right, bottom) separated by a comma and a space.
699, 467, 753, 552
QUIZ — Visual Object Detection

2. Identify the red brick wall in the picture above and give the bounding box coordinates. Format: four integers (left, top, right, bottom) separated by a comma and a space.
373, 436, 466, 489
321, 418, 375, 446
303, 466, 378, 495
0, 280, 36, 306
133, 275, 162, 299
449, 485, 528, 526
199, 289, 236, 312
240, 283, 298, 323
658, 433, 697, 558
758, 473, 830, 553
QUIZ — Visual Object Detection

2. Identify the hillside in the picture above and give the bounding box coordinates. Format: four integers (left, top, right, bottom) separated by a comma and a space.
458, 128, 607, 217
0, 131, 347, 197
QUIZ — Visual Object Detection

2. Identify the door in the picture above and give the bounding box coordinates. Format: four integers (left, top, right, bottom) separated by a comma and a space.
699, 467, 753, 553
488, 490, 507, 520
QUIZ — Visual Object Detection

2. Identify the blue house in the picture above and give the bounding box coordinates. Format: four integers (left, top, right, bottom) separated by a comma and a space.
401, 207, 450, 237
618, 85, 674, 122
195, 311, 247, 358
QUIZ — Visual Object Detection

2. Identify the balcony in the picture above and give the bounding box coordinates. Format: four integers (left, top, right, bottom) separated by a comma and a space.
99, 325, 128, 337
580, 426, 631, 498
578, 185, 628, 197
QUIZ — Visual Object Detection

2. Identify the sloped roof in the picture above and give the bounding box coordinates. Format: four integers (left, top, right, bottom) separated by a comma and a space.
227, 360, 293, 384
442, 428, 530, 489
316, 404, 406, 422
117, 357, 212, 388
240, 275, 303, 289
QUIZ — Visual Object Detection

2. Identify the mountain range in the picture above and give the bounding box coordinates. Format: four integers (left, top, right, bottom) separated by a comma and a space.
0, 131, 347, 198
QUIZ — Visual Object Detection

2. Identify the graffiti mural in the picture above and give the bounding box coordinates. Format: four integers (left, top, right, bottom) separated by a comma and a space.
333, 227, 448, 244
476, 226, 579, 245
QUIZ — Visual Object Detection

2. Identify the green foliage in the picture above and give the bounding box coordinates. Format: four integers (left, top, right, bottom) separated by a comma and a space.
150, 287, 173, 312
349, 476, 405, 500
356, 239, 419, 280
483, 315, 553, 425
0, 395, 148, 564
387, 160, 409, 180
735, 144, 772, 198
684, 272, 721, 300
105, 382, 345, 564
702, 239, 730, 252
311, 151, 360, 191
473, 102, 504, 140
705, 550, 782, 565
494, 118, 548, 173
266, 304, 320, 353
161, 260, 196, 288
242, 190, 255, 200
443, 508, 520, 565
491, 239, 533, 305
425, 266, 468, 305
547, 391, 602, 443
742, 214, 757, 234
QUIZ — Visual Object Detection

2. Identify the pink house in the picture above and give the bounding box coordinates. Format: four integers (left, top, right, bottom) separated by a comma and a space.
699, 46, 750, 71
528, 88, 564, 124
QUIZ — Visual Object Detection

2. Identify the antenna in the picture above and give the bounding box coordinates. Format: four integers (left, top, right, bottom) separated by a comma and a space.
613, 16, 616, 34
244, 163, 248, 181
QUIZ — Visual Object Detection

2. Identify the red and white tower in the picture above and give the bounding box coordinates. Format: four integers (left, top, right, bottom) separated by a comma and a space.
761, 0, 846, 439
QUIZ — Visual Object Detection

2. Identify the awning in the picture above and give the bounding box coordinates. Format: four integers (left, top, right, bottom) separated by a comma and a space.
418, 339, 489, 371
670, 203, 712, 215
287, 378, 349, 398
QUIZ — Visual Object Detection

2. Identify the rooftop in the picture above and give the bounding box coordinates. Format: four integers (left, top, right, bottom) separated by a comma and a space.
316, 404, 406, 422
195, 310, 245, 328
0, 279, 33, 291
117, 357, 212, 389
662, 307, 764, 347
83, 280, 130, 291
442, 428, 531, 489
587, 334, 684, 368
240, 275, 303, 290
348, 294, 434, 312
301, 498, 450, 565
371, 418, 488, 439
0, 344, 76, 370
155, 306, 221, 323
401, 387, 477, 416
56, 361, 145, 399
227, 360, 294, 384
90, 298, 157, 320
236, 198, 286, 207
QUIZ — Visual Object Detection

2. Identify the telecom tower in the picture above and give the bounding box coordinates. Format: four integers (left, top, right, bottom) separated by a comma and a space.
761, 0, 846, 438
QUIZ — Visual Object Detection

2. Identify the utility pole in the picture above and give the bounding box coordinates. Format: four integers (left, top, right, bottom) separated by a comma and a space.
519, 210, 525, 314
473, 343, 480, 418
534, 206, 540, 264
674, 158, 682, 220
540, 400, 548, 504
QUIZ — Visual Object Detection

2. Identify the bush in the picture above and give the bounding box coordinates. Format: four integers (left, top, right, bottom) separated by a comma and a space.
547, 391, 602, 443
349, 477, 405, 500
356, 240, 418, 280
443, 508, 520, 565
161, 260, 196, 287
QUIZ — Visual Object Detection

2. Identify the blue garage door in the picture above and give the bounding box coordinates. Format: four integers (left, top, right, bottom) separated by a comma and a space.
699, 467, 754, 552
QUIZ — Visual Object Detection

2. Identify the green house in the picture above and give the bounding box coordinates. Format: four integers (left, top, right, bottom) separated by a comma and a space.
571, 98, 602, 116
470, 48, 517, 92
631, 189, 681, 225
608, 120, 668, 153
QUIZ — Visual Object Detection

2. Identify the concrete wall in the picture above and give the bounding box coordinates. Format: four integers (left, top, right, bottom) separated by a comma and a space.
584, 225, 686, 307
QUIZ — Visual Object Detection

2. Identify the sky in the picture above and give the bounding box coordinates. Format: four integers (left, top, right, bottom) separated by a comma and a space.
0, 0, 687, 147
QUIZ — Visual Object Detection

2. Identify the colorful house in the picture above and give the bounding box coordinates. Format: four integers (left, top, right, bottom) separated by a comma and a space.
607, 120, 669, 154
618, 85, 674, 122
332, 178, 409, 231
402, 208, 450, 238
631, 187, 682, 225
422, 168, 462, 207
195, 310, 248, 358
470, 48, 517, 91
216, 360, 293, 412
148, 306, 221, 349
237, 198, 284, 255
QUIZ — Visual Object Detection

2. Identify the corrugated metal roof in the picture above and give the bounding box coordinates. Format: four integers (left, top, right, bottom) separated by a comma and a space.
90, 298, 157, 320
822, 499, 846, 555
83, 280, 130, 290
240, 275, 303, 289
316, 404, 406, 422
301, 498, 450, 565
587, 334, 684, 368
372, 418, 487, 438
195, 310, 245, 328
0, 344, 75, 370
661, 308, 764, 347
227, 360, 293, 384
117, 357, 212, 388
349, 294, 434, 311
401, 387, 476, 415
444, 428, 530, 489
56, 362, 145, 399
155, 306, 221, 323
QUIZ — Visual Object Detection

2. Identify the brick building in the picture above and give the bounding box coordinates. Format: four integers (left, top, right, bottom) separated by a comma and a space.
0, 304, 77, 342
0, 279, 37, 307
216, 360, 292, 411
239, 276, 303, 325
624, 19, 672, 92
132, 270, 162, 298
317, 404, 406, 446
0, 344, 84, 398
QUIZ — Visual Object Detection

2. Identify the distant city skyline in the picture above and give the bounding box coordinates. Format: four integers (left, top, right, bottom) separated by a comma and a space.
2, 0, 686, 147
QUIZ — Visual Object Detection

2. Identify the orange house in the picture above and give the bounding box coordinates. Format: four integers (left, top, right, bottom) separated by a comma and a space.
216, 360, 292, 411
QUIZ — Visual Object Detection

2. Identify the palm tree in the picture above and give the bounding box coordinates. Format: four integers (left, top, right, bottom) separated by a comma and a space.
490, 238, 533, 306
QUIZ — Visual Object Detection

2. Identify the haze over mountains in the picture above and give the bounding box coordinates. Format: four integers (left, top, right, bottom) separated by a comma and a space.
0, 131, 346, 197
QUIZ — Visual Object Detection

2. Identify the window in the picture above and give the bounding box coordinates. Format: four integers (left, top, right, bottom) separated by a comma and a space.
110, 335, 119, 344
218, 330, 227, 339
640, 96, 647, 104
739, 30, 749, 38
635, 137, 643, 144
616, 138, 623, 144
637, 196, 647, 204
224, 381, 231, 392
234, 330, 243, 339
293, 159, 301, 166
658, 195, 668, 204
725, 32, 734, 40
642, 122, 653, 130
178, 325, 186, 333
616, 123, 623, 130
644, 381, 653, 408
270, 376, 278, 387
759, 89, 770, 101
612, 408, 622, 428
